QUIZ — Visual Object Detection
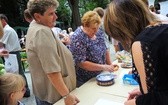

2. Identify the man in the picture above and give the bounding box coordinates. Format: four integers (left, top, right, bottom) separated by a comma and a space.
0, 14, 30, 97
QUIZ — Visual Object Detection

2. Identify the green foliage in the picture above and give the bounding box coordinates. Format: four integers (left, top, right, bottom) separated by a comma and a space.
0, 57, 4, 64
79, 1, 97, 15
0, 63, 5, 75
0, 69, 5, 75
20, 52, 29, 69
0, 58, 5, 75
20, 52, 27, 59
95, 0, 110, 8
0, 63, 4, 70
23, 61, 29, 69
79, 0, 110, 16
57, 0, 71, 29
0, 0, 110, 29
56, 0, 110, 29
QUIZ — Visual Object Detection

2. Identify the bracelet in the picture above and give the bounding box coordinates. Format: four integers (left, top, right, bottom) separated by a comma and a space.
63, 93, 70, 99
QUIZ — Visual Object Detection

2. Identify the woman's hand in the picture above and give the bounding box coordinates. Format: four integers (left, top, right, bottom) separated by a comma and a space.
64, 94, 80, 105
61, 36, 71, 45
103, 64, 114, 72
124, 88, 141, 105
124, 98, 136, 105
127, 88, 141, 100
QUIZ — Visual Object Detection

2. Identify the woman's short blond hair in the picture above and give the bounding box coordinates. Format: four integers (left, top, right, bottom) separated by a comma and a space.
81, 11, 101, 27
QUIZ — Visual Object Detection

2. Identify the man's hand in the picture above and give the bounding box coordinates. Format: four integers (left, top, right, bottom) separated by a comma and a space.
0, 49, 9, 57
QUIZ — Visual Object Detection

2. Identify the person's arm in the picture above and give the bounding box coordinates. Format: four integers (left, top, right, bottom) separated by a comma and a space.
78, 61, 114, 72
47, 72, 79, 105
105, 50, 112, 65
47, 72, 69, 96
78, 45, 113, 72
132, 41, 147, 94
124, 41, 146, 105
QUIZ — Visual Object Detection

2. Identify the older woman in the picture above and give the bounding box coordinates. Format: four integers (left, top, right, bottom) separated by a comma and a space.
26, 0, 79, 105
104, 0, 168, 105
69, 11, 114, 87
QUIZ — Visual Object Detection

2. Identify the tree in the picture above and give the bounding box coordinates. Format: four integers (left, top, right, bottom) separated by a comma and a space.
66, 0, 110, 30
0, 0, 28, 26
67, 0, 81, 30
0, 0, 110, 30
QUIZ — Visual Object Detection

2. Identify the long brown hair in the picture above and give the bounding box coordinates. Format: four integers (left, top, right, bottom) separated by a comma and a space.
104, 0, 159, 50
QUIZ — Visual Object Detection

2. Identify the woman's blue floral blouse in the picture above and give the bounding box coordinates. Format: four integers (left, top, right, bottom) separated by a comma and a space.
69, 27, 107, 83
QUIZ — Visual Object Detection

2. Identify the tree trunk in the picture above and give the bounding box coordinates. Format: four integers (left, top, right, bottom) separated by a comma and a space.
68, 0, 81, 30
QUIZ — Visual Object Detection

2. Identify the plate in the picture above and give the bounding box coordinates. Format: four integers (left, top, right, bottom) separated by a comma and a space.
121, 63, 132, 68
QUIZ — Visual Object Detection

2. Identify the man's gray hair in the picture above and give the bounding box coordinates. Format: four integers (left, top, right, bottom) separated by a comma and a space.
27, 0, 59, 18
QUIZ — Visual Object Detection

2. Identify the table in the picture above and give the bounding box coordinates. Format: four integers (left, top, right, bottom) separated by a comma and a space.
54, 63, 139, 105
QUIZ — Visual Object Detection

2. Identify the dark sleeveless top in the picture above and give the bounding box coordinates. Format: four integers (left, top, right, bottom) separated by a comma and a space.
132, 24, 168, 105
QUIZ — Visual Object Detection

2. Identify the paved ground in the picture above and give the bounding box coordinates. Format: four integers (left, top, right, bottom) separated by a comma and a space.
21, 71, 36, 105
21, 0, 168, 105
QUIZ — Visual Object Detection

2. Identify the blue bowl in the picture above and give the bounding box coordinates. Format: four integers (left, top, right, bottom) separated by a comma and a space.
123, 74, 138, 85
96, 73, 115, 86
